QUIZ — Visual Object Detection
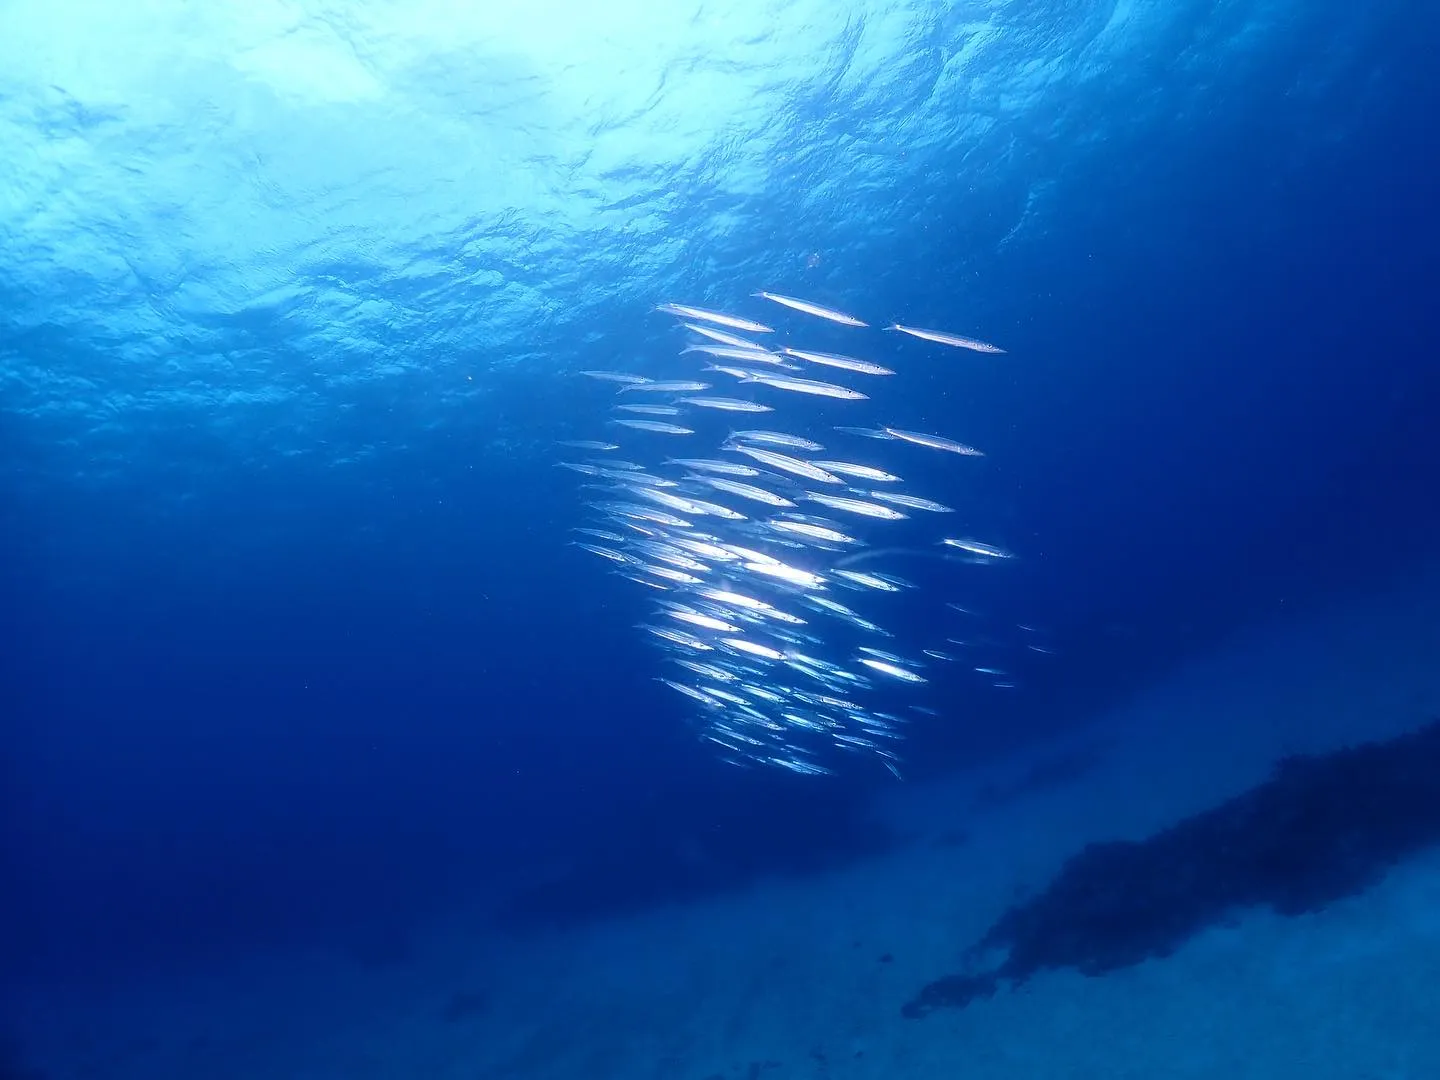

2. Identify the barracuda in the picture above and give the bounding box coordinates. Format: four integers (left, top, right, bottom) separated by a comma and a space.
556, 291, 1040, 777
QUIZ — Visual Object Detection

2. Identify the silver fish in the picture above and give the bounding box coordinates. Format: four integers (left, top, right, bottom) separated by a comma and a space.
687, 350, 795, 369
642, 565, 704, 585
728, 445, 844, 485
727, 430, 825, 452
887, 324, 1006, 354
741, 560, 827, 590
883, 428, 984, 456
676, 397, 774, 413
682, 345, 780, 361
629, 486, 746, 521
941, 538, 1013, 559
857, 646, 911, 665
667, 609, 743, 634
753, 292, 868, 328
690, 476, 797, 508
782, 348, 894, 376
670, 539, 742, 563
704, 364, 793, 383
811, 461, 902, 483
594, 502, 693, 528
615, 404, 683, 416
574, 542, 631, 564
665, 457, 763, 477
833, 570, 902, 592
581, 371, 651, 384
640, 624, 713, 650
656, 303, 775, 334
801, 492, 908, 520
742, 373, 869, 402
661, 679, 722, 706
696, 587, 776, 613
866, 490, 953, 513
620, 380, 711, 394
682, 323, 769, 350
610, 419, 695, 435
721, 638, 786, 661
767, 520, 858, 544
573, 527, 628, 543
592, 468, 673, 486
856, 657, 927, 684
672, 659, 740, 681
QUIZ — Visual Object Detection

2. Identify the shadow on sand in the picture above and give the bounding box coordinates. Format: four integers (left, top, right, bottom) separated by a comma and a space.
904, 718, 1440, 1016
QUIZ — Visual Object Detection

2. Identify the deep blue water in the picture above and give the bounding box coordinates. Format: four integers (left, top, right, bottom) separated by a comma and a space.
2, 0, 1438, 1042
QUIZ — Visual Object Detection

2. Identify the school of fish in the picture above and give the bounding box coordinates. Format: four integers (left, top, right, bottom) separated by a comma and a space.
560, 291, 1032, 778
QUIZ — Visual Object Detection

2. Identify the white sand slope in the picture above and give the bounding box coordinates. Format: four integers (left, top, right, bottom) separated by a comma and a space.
12, 563, 1440, 1079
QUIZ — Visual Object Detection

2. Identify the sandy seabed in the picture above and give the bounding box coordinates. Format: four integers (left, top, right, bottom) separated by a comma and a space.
13, 564, 1440, 1080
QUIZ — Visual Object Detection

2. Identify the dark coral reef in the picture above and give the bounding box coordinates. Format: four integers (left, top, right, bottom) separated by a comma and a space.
904, 719, 1440, 1017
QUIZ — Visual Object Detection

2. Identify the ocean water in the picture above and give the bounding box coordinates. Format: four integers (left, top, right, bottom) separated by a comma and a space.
3, 1, 1439, 1077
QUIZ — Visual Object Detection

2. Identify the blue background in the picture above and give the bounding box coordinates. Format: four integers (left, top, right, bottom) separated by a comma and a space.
2, 0, 1437, 990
